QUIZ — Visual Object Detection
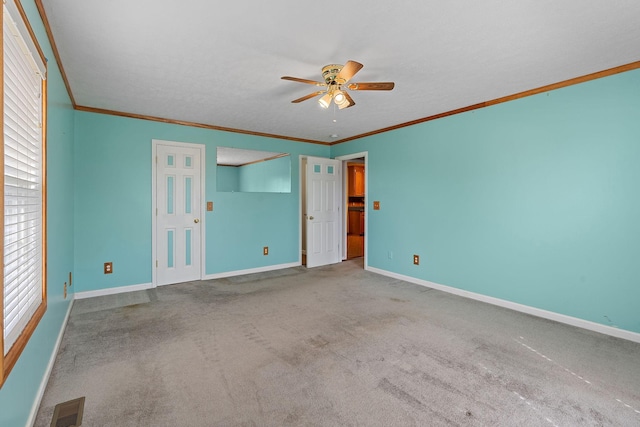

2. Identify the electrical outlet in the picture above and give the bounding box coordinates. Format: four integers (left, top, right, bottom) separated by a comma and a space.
373, 201, 380, 210
263, 246, 269, 255
104, 262, 113, 274
413, 254, 420, 265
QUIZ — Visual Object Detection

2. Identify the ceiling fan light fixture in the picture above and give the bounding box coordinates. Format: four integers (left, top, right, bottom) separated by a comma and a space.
335, 90, 353, 109
318, 93, 332, 109
337, 99, 352, 109
283, 60, 394, 109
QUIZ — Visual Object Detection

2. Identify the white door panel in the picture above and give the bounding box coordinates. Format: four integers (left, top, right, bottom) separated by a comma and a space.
306, 156, 342, 268
155, 143, 203, 285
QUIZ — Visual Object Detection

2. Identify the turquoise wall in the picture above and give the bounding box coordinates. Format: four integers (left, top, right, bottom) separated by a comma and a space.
217, 156, 291, 193
239, 156, 291, 192
0, 1, 75, 426
332, 69, 640, 333
216, 165, 239, 192
74, 112, 328, 292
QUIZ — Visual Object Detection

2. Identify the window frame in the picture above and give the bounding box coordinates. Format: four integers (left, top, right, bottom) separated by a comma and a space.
1, 0, 47, 388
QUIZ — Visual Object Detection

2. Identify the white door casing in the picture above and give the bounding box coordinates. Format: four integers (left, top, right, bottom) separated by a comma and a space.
153, 140, 205, 286
305, 156, 342, 268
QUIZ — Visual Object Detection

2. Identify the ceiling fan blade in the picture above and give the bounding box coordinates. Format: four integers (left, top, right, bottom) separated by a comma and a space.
338, 92, 355, 109
335, 60, 363, 83
281, 76, 326, 87
347, 82, 395, 91
292, 91, 325, 103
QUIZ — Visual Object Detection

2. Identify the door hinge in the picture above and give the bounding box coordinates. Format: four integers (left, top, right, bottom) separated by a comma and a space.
156, 208, 158, 215
156, 260, 158, 267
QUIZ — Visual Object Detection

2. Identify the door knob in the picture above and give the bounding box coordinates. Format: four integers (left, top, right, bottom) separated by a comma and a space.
309, 216, 314, 220
194, 218, 200, 223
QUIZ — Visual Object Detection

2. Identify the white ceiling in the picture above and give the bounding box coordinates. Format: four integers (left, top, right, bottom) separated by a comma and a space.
39, 0, 640, 144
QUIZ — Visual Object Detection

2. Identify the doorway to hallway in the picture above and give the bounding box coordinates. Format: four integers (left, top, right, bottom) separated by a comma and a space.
336, 152, 368, 268
346, 160, 365, 260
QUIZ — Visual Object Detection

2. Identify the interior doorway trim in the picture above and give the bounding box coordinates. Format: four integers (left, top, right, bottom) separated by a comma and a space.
151, 139, 207, 286
298, 155, 305, 266
335, 151, 368, 269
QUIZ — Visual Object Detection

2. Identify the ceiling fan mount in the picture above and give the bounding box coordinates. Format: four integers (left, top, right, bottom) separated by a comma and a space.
322, 64, 346, 84
282, 60, 394, 110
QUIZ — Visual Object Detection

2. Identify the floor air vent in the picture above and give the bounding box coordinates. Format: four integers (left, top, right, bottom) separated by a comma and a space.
50, 396, 85, 427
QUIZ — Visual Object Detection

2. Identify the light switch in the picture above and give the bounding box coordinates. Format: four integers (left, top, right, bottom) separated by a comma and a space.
207, 201, 213, 211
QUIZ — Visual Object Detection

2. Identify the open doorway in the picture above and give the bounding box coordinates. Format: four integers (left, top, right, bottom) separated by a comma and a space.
336, 152, 368, 268
346, 160, 365, 259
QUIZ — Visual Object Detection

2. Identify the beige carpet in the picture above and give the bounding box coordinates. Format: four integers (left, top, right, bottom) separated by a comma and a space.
35, 260, 640, 426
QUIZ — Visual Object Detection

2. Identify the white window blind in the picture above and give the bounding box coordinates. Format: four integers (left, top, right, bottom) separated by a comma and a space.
3, 1, 46, 355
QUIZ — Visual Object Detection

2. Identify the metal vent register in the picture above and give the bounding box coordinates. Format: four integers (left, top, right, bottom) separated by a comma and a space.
50, 397, 85, 427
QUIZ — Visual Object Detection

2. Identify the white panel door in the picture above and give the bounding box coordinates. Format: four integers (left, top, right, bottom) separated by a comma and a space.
306, 156, 342, 268
156, 144, 202, 285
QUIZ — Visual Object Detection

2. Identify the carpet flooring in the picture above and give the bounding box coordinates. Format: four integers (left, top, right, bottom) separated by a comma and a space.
35, 260, 640, 426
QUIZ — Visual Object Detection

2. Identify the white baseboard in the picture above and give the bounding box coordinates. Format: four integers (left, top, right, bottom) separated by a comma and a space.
74, 262, 303, 296
74, 282, 154, 299
367, 266, 640, 344
204, 262, 300, 280
27, 298, 74, 427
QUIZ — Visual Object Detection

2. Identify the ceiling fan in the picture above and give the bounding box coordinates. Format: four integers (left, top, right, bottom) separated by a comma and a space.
281, 60, 394, 109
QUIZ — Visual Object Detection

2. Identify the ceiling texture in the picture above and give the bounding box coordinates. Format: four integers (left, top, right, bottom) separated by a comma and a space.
37, 0, 640, 145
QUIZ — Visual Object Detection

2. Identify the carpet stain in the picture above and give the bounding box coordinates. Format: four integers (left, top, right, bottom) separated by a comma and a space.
420, 371, 465, 397
378, 378, 423, 409
378, 378, 458, 426
307, 335, 330, 349
122, 303, 146, 310
589, 407, 611, 425
283, 412, 301, 424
